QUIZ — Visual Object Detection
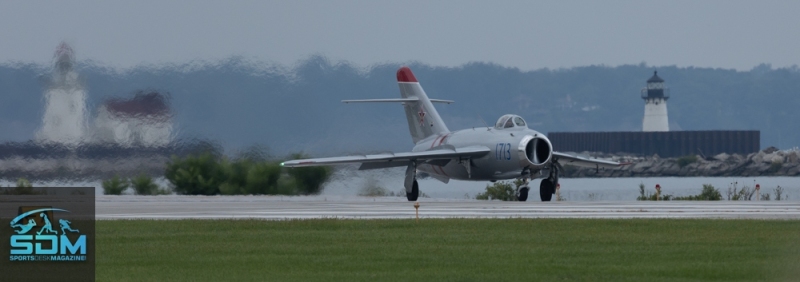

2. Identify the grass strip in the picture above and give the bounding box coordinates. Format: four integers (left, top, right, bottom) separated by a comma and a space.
97, 219, 800, 282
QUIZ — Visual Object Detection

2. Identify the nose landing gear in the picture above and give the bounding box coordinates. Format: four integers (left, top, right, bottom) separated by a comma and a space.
516, 178, 530, 202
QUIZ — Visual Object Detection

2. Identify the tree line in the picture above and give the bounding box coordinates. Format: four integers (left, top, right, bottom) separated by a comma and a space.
102, 151, 331, 196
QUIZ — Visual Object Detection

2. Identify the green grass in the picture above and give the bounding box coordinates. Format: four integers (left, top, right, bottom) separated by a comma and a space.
97, 219, 800, 282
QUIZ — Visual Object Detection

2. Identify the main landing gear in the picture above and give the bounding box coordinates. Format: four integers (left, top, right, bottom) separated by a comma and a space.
407, 180, 419, 201
405, 163, 419, 201
539, 179, 554, 202
539, 161, 560, 202
518, 162, 560, 202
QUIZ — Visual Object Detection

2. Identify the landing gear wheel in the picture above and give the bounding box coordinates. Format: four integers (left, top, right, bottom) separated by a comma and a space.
517, 186, 529, 202
406, 180, 419, 201
540, 179, 553, 202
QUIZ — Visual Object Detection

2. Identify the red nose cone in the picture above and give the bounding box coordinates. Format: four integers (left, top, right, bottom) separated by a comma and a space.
396, 66, 418, 82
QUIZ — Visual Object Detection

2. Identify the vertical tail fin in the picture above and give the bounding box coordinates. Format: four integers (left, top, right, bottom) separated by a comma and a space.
396, 67, 449, 143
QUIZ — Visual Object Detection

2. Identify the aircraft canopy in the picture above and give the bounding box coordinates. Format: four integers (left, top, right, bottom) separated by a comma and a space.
494, 114, 527, 129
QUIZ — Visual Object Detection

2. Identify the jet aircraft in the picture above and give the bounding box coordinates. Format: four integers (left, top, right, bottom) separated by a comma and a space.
282, 67, 623, 201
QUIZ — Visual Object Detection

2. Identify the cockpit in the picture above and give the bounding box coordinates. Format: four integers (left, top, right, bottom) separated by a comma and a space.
494, 114, 527, 129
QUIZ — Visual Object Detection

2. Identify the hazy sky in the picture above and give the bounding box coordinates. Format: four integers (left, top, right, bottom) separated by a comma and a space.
1, 0, 798, 71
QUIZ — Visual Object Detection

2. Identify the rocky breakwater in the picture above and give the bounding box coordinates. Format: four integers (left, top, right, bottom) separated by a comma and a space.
563, 147, 800, 178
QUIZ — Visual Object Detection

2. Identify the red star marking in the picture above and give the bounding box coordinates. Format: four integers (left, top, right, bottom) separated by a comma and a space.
418, 108, 426, 126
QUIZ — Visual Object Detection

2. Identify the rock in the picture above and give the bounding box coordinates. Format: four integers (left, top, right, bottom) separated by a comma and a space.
786, 152, 799, 164
703, 162, 723, 172
763, 146, 779, 154
756, 162, 772, 173
769, 154, 784, 164
631, 160, 653, 173
751, 151, 767, 163
713, 153, 730, 162
787, 164, 800, 176
661, 162, 680, 175
564, 150, 800, 178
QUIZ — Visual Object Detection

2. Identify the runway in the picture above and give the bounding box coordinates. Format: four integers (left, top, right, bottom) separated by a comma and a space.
96, 195, 800, 219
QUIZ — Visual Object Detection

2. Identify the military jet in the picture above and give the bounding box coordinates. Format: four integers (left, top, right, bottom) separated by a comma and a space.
282, 67, 623, 202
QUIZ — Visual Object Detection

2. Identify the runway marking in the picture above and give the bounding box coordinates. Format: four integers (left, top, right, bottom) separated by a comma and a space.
95, 196, 800, 220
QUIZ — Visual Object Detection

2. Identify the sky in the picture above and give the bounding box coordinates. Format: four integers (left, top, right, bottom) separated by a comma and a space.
1, 0, 799, 71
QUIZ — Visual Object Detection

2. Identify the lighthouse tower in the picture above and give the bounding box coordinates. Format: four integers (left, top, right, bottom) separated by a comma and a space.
37, 42, 89, 146
641, 71, 670, 132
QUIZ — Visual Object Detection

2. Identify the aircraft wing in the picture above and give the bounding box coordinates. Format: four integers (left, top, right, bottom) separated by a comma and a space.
281, 146, 490, 168
553, 151, 624, 169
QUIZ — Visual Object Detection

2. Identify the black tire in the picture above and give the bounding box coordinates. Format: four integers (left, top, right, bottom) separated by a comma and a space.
540, 179, 553, 202
517, 186, 529, 202
406, 180, 419, 201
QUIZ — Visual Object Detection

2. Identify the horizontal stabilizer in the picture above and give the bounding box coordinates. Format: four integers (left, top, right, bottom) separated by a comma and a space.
342, 98, 454, 104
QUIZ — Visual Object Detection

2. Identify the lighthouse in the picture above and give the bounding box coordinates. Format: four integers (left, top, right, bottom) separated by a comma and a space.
37, 42, 89, 146
641, 71, 670, 132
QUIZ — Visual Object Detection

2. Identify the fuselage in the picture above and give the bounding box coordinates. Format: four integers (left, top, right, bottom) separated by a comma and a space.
412, 125, 550, 181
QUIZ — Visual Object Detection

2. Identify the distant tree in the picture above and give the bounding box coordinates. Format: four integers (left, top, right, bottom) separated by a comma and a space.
244, 162, 282, 195
1, 178, 45, 195
219, 159, 251, 195
16, 178, 32, 188
476, 181, 517, 201
165, 153, 224, 195
131, 174, 162, 195
102, 175, 129, 195
285, 153, 332, 195
219, 159, 284, 195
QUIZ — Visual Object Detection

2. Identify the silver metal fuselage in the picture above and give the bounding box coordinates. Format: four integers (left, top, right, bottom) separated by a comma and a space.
412, 126, 548, 181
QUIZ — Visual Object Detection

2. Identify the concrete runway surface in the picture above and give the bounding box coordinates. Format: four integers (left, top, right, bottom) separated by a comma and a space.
96, 196, 800, 220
